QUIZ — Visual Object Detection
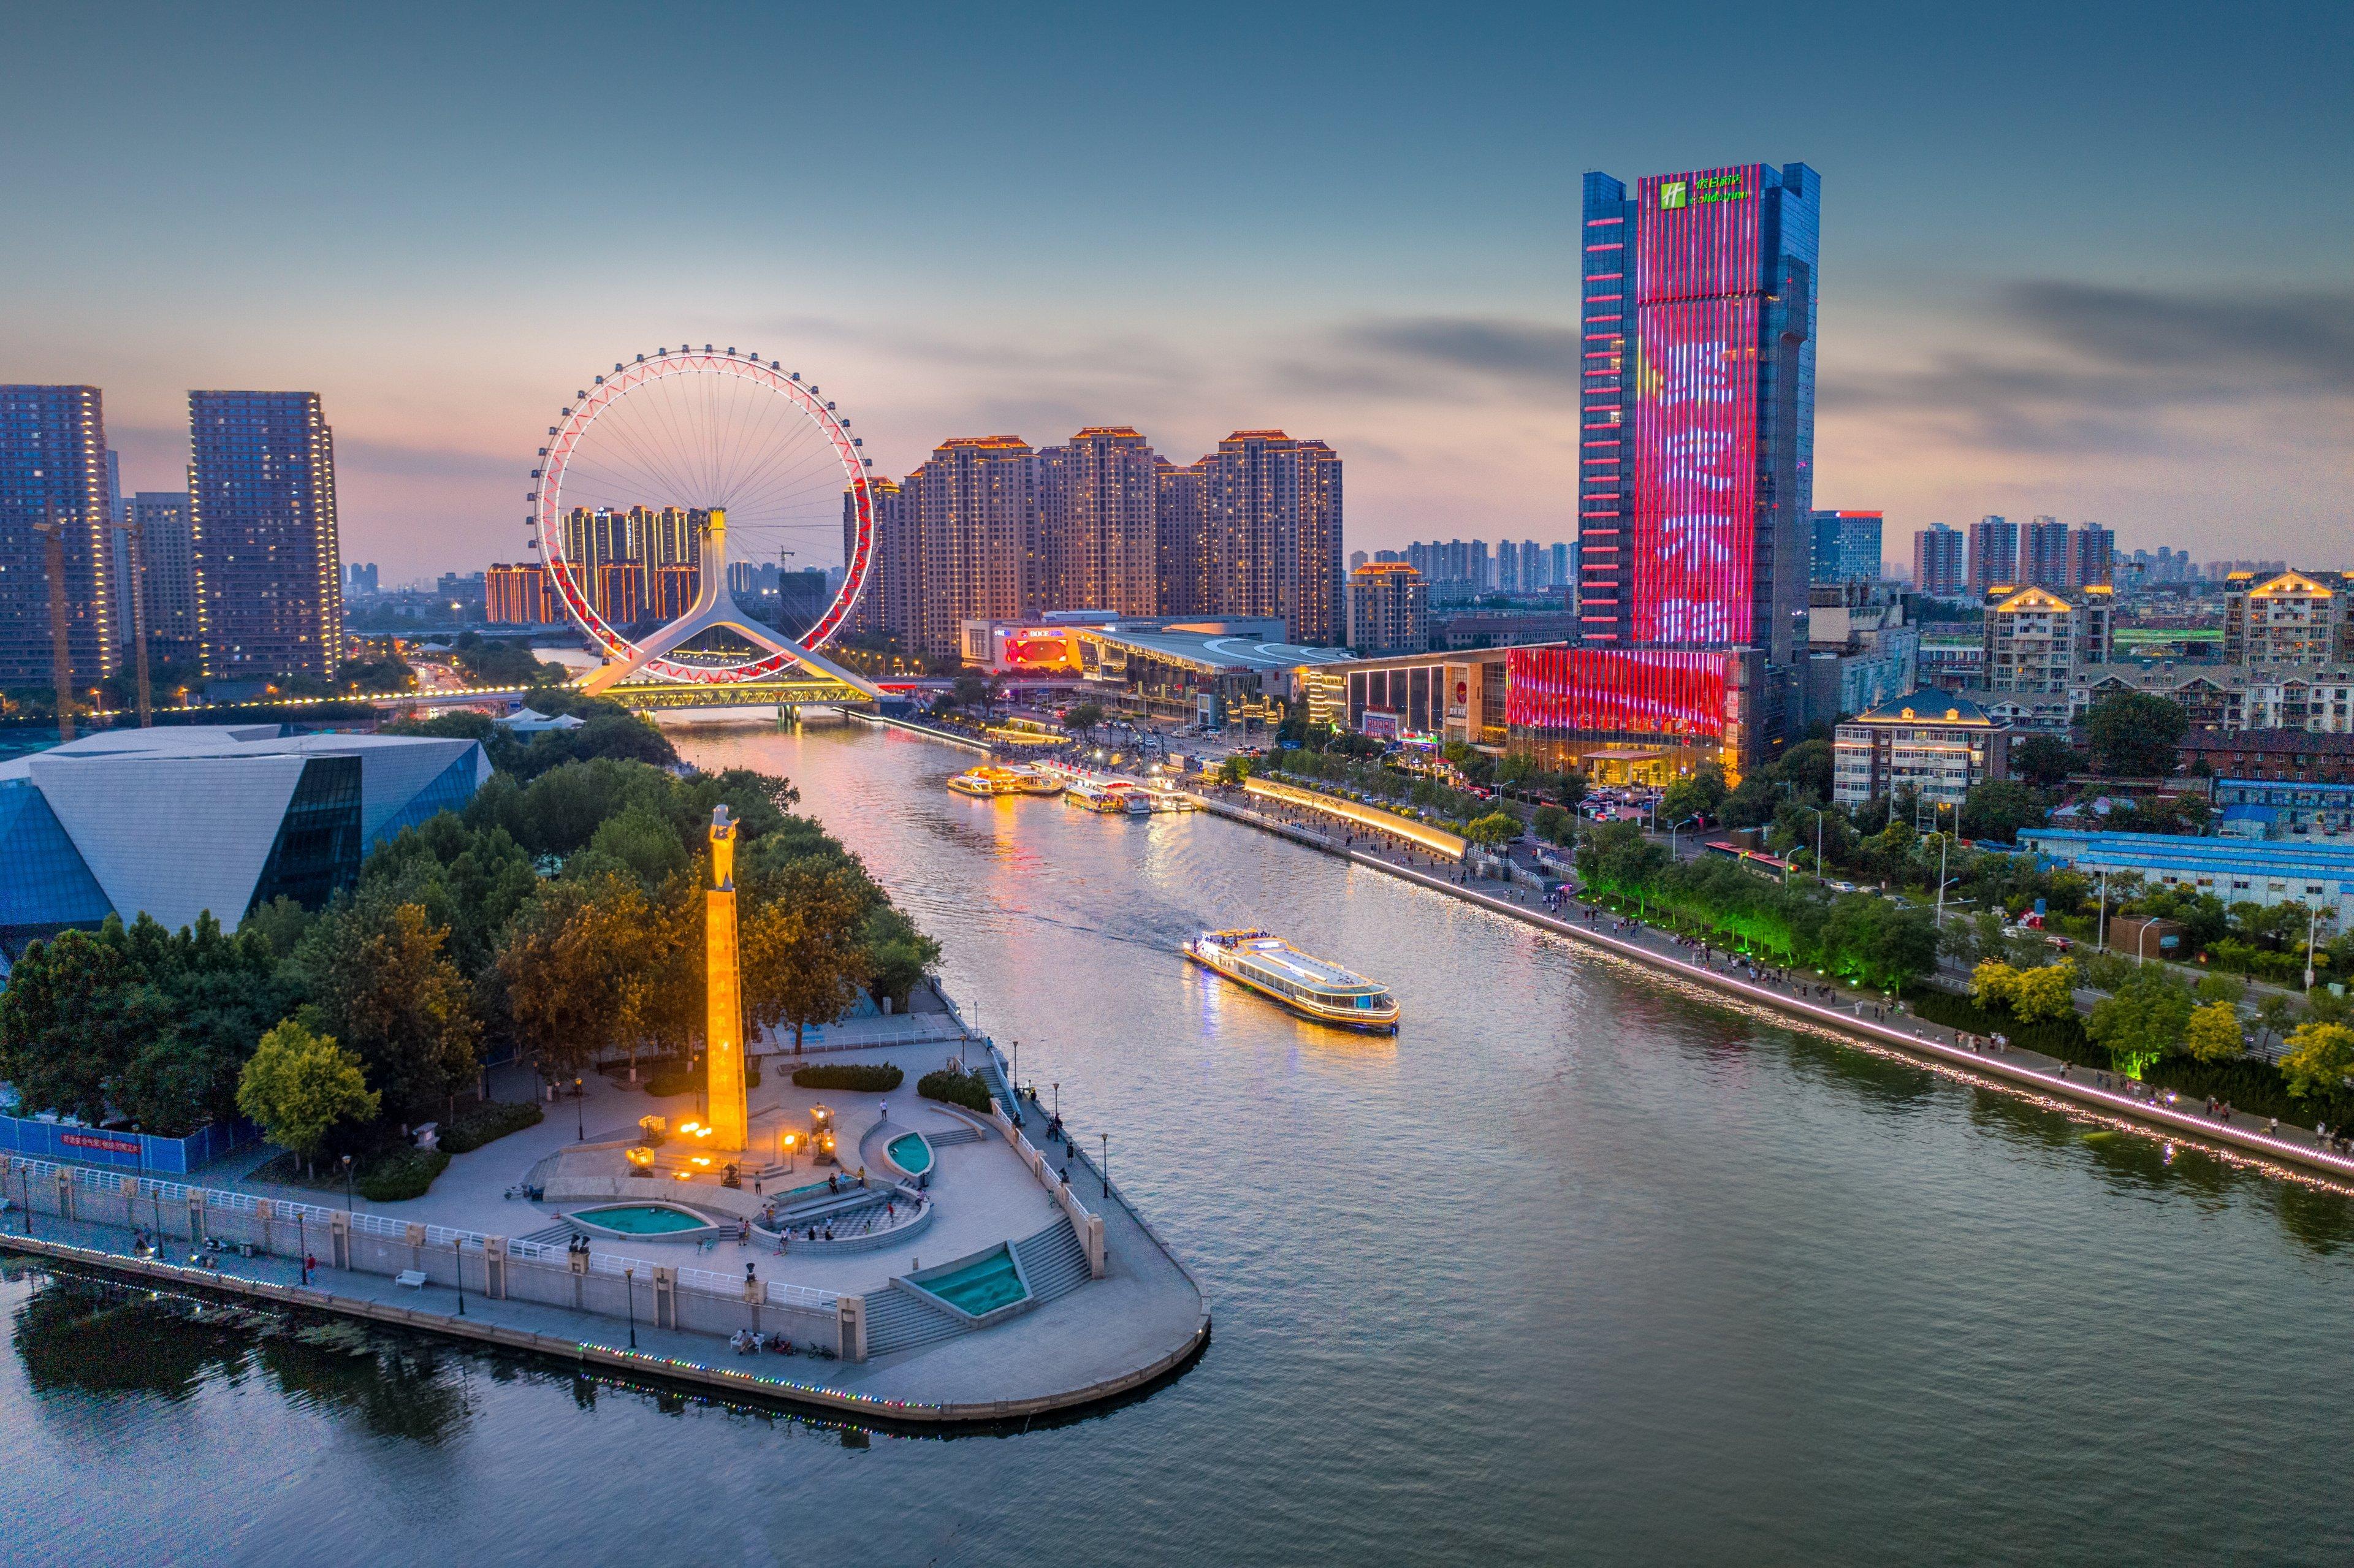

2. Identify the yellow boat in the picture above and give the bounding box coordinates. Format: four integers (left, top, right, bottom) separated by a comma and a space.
1182, 929, 1400, 1032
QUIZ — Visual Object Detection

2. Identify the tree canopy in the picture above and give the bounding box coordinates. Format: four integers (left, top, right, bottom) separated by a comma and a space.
2084, 693, 2188, 778
235, 1020, 379, 1174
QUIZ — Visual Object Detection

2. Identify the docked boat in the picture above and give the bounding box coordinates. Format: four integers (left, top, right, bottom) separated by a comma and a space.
947, 764, 1064, 798
1064, 778, 1152, 814
1181, 929, 1400, 1032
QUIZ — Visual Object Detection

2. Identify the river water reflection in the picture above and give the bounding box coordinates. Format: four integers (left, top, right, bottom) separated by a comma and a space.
6, 719, 2352, 1566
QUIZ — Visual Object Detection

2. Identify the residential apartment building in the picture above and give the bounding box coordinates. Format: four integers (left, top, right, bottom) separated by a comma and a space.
1197, 429, 1343, 646
1344, 562, 1430, 657
2181, 730, 2354, 783
2071, 664, 2250, 733
1980, 584, 2114, 693
1912, 523, 1966, 598
1053, 427, 1160, 616
486, 561, 558, 624
2223, 570, 2350, 667
1832, 688, 2013, 807
1968, 516, 2019, 596
131, 491, 200, 660
1805, 580, 1919, 723
1, 384, 120, 687
188, 389, 342, 680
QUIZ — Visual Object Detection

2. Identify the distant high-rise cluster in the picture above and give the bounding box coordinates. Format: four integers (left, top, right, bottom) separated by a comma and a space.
1913, 514, 2114, 599
1401, 538, 1577, 597
844, 426, 1344, 658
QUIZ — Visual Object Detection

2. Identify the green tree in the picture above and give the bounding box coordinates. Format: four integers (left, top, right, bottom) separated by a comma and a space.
1062, 701, 1105, 737
1464, 812, 1518, 850
2009, 734, 2083, 790
294, 894, 481, 1120
117, 913, 299, 1135
741, 864, 874, 1051
2182, 1002, 2247, 1064
0, 921, 160, 1125
235, 1020, 379, 1177
1658, 763, 1728, 827
861, 902, 942, 1012
2009, 962, 2078, 1023
2084, 692, 2189, 778
2086, 965, 2195, 1077
2279, 1022, 2354, 1102
1531, 804, 1572, 845
2253, 991, 2303, 1055
1970, 959, 2019, 1010
1217, 755, 1253, 786
578, 802, 691, 888
2193, 973, 2247, 1007
498, 877, 627, 1083
1960, 779, 2044, 845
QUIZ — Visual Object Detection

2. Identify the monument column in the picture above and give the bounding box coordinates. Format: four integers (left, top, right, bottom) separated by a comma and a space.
706, 805, 750, 1149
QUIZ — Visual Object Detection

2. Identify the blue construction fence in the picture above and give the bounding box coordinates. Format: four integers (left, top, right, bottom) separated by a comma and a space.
0, 1113, 260, 1175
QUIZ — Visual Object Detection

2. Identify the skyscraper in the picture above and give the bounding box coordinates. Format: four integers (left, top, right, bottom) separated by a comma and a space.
1059, 427, 1160, 615
131, 492, 200, 659
912, 435, 1037, 657
1572, 161, 1819, 750
1155, 457, 1206, 616
1968, 515, 2019, 595
1, 384, 120, 687
1912, 522, 1966, 597
188, 390, 342, 679
1809, 510, 1883, 584
1198, 430, 1343, 645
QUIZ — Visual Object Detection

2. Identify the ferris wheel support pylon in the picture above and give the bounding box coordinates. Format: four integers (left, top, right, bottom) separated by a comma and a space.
577, 509, 880, 698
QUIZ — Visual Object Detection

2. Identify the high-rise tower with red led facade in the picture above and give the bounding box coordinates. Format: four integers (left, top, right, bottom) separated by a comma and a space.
1525, 162, 1819, 778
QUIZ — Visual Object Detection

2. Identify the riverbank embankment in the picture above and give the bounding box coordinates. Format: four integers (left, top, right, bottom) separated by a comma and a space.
1192, 788, 2354, 1192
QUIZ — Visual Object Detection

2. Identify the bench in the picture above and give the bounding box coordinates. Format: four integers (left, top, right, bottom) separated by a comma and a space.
394, 1269, 428, 1289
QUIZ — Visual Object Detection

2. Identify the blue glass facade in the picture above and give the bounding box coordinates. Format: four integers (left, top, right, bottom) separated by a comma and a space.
0, 778, 114, 939
1810, 511, 1883, 584
371, 748, 482, 850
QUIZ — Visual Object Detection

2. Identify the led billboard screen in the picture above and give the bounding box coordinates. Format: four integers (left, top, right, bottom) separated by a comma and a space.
1632, 166, 1766, 647
1504, 647, 1729, 738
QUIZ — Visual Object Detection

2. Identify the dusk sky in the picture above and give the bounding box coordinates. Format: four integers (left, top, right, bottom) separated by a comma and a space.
6, 1, 2348, 584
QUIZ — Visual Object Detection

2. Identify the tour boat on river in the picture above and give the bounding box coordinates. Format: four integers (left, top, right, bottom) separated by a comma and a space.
947, 764, 1064, 799
1182, 929, 1400, 1032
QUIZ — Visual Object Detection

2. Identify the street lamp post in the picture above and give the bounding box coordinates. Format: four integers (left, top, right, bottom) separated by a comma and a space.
340, 1154, 354, 1211
2306, 905, 2320, 992
623, 1265, 638, 1349
574, 1076, 585, 1142
1667, 813, 1701, 861
1808, 806, 1826, 882
1053, 1081, 1061, 1124
1100, 1132, 1110, 1198
454, 1238, 467, 1316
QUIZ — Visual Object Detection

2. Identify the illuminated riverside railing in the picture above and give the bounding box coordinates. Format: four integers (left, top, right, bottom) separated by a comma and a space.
1236, 775, 1469, 859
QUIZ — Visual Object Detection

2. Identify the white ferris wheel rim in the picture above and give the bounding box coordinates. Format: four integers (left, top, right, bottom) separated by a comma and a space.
530, 347, 874, 683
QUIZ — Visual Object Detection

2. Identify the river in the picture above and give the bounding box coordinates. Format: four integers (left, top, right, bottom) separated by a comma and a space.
5, 718, 2351, 1566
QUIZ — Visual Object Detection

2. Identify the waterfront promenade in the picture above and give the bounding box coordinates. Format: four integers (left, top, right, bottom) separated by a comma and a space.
1191, 785, 2354, 1191
0, 1022, 1209, 1422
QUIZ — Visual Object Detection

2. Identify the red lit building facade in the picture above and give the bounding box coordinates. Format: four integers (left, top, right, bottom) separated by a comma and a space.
486, 562, 558, 625
1546, 161, 1819, 781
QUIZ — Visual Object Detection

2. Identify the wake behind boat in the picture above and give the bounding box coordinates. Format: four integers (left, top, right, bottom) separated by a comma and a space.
1182, 929, 1400, 1032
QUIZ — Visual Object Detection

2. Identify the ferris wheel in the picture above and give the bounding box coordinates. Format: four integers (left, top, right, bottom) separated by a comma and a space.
527, 345, 876, 688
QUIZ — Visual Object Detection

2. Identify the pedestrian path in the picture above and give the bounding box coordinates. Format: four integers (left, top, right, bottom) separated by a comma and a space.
1195, 786, 2354, 1187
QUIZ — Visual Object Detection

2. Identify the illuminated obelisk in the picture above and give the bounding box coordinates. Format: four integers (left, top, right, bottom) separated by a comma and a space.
704, 804, 749, 1150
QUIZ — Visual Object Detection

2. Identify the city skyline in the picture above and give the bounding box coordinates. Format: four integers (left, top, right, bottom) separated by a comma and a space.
2, 4, 2346, 582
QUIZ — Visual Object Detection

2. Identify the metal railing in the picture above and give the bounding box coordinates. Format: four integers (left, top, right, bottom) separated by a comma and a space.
0, 1154, 842, 1311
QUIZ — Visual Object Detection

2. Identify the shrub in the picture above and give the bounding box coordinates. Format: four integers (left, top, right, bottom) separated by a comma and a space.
436, 1100, 544, 1154
357, 1146, 451, 1203
791, 1063, 904, 1092
918, 1065, 994, 1115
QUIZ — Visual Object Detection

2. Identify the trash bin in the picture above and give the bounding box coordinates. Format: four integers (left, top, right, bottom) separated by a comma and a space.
239, 1242, 256, 1258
